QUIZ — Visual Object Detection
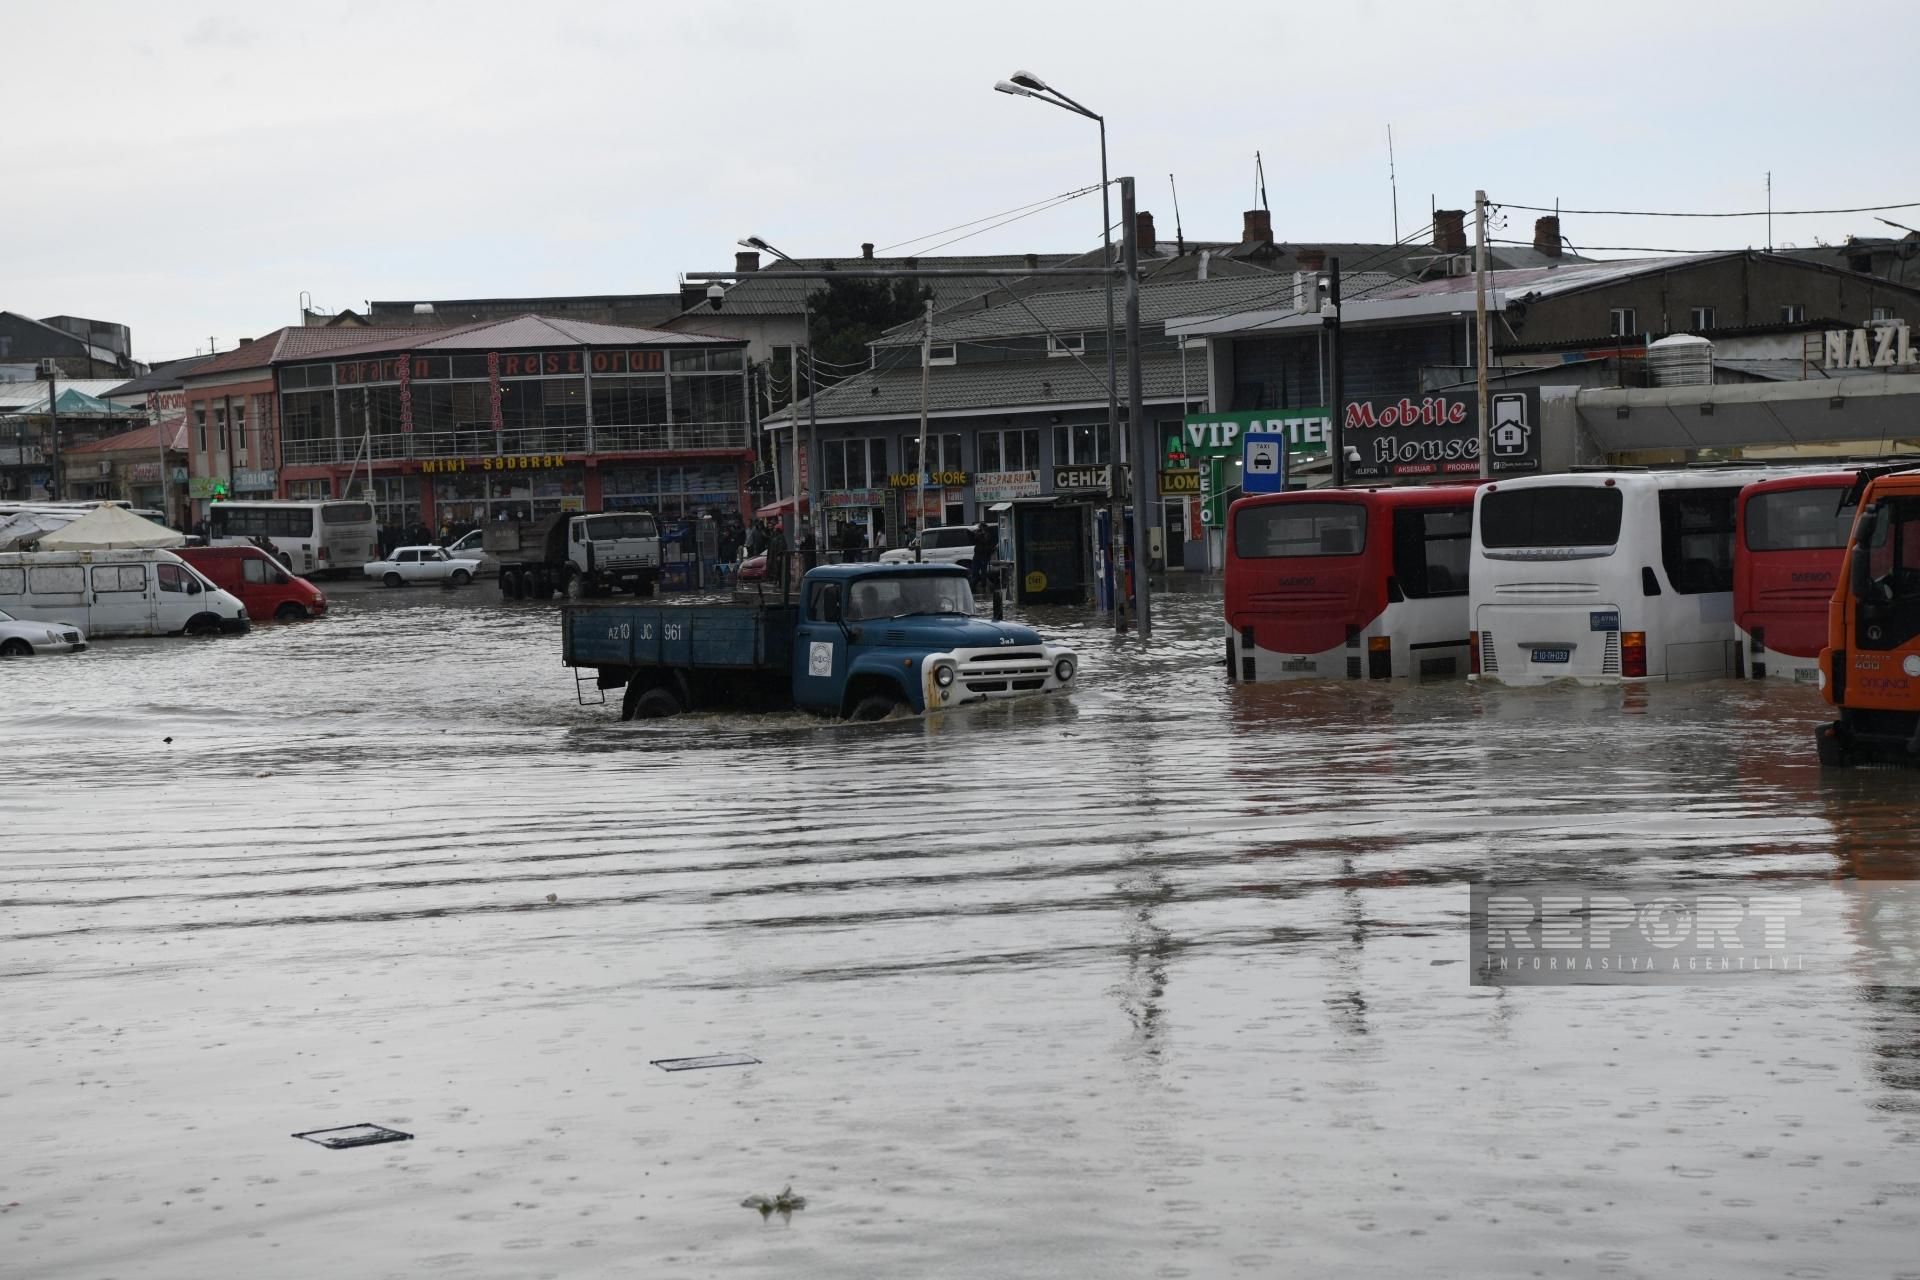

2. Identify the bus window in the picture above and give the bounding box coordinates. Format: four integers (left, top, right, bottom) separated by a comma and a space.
1391, 507, 1471, 598
1233, 502, 1365, 558
322, 503, 374, 525
1479, 486, 1622, 552
1659, 488, 1739, 595
270, 509, 313, 538
1745, 488, 1854, 551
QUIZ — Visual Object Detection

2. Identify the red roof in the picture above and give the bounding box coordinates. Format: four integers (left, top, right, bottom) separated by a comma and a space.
309, 314, 724, 361
66, 418, 189, 454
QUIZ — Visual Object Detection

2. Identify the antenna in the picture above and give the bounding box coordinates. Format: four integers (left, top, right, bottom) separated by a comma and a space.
1168, 173, 1186, 256
1255, 151, 1269, 212
1387, 125, 1400, 244
1766, 171, 1774, 252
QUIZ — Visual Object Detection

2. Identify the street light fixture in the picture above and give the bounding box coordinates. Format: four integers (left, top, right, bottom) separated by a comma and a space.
741, 236, 818, 565
994, 68, 1126, 633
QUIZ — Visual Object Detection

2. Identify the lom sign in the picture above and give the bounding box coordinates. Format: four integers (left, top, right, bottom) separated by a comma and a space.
1343, 389, 1541, 481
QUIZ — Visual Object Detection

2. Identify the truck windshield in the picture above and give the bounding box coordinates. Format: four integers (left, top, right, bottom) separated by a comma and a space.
584, 515, 657, 540
845, 575, 975, 620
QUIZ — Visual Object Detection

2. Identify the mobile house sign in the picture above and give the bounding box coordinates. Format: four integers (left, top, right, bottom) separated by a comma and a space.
1343, 389, 1541, 480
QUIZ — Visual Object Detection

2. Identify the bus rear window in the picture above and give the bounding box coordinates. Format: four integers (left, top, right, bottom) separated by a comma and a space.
1479, 487, 1623, 550
1233, 502, 1365, 558
322, 503, 375, 524
1744, 488, 1855, 551
1659, 487, 1739, 594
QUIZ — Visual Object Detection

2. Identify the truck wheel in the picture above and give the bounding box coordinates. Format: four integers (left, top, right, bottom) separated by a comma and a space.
849, 692, 901, 722
274, 603, 308, 621
501, 571, 521, 600
524, 573, 546, 601
566, 574, 587, 601
1815, 723, 1852, 768
383, 572, 403, 588
637, 576, 657, 599
0, 638, 31, 657
628, 687, 682, 720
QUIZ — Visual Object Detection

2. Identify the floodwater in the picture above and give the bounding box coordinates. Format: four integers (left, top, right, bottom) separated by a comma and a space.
4, 580, 1920, 1279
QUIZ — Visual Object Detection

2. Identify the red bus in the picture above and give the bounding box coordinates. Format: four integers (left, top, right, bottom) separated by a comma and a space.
1225, 485, 1481, 682
1734, 471, 1857, 682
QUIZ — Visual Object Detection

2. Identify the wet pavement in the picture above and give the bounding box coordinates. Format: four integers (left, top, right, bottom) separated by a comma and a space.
4, 581, 1919, 1278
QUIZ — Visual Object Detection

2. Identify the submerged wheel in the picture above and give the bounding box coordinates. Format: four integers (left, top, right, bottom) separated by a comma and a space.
274, 603, 308, 622
450, 569, 472, 587
1815, 723, 1852, 769
185, 613, 222, 637
500, 571, 520, 600
383, 572, 403, 588
626, 686, 682, 720
566, 574, 588, 601
0, 637, 32, 657
849, 693, 901, 722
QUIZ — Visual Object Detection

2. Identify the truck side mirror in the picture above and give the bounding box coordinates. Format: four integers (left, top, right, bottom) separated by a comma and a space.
1852, 504, 1881, 602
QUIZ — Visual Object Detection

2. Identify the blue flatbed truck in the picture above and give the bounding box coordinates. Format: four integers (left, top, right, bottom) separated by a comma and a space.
562, 562, 1078, 720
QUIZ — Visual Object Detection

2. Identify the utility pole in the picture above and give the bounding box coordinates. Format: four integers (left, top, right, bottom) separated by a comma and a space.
1326, 258, 1346, 489
916, 297, 933, 562
1121, 176, 1152, 639
803, 301, 821, 554
41, 363, 61, 502
1474, 190, 1491, 479
788, 344, 803, 559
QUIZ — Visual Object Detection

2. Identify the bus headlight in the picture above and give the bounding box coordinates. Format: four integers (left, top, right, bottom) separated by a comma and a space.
935, 664, 955, 688
1054, 657, 1075, 682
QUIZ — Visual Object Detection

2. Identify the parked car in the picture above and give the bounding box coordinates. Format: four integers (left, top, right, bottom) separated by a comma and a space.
879, 526, 978, 565
738, 552, 769, 581
363, 546, 476, 587
441, 529, 500, 577
0, 607, 87, 656
0, 549, 249, 637
178, 546, 328, 622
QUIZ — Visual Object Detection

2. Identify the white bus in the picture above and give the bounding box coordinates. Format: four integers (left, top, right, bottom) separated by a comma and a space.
1469, 469, 1772, 685
208, 500, 377, 578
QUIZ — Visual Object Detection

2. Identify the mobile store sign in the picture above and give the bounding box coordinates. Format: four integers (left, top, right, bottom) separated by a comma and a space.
1343, 389, 1541, 481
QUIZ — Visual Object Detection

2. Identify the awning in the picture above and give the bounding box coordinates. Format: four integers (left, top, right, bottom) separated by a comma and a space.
754, 496, 810, 518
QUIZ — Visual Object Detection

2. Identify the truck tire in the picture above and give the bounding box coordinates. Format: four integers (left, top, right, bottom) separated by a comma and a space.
566, 573, 588, 601
849, 692, 902, 722
625, 686, 682, 720
1815, 723, 1852, 769
501, 570, 521, 599
637, 575, 657, 599
526, 572, 548, 601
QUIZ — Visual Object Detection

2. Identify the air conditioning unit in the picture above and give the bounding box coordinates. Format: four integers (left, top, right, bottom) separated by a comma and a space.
97, 461, 111, 476
1448, 255, 1472, 277
37, 358, 58, 376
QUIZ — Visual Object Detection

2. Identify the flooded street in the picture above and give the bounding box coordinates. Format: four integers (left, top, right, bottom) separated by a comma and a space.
5, 584, 1919, 1279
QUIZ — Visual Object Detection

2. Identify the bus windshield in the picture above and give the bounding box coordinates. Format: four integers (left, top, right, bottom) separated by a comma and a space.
1233, 502, 1365, 557
1480, 486, 1623, 554
1746, 487, 1855, 551
845, 575, 975, 620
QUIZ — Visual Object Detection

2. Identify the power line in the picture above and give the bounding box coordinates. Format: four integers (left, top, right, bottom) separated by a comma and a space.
1496, 199, 1920, 219
1489, 238, 1801, 255
877, 184, 1102, 254
913, 188, 1102, 256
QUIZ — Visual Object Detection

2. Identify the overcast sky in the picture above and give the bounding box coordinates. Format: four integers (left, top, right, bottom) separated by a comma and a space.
11, 0, 1916, 363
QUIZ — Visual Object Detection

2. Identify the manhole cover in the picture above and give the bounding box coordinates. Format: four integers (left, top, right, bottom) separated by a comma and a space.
293, 1124, 414, 1149
650, 1053, 760, 1072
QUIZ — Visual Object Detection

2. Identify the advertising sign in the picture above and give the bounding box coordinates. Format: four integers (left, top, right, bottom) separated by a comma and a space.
1052, 464, 1112, 493
1159, 470, 1201, 496
975, 470, 1041, 502
1343, 389, 1541, 481
1172, 408, 1330, 467
233, 468, 277, 492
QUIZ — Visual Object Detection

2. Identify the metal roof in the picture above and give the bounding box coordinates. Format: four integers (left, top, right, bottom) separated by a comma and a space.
878, 270, 1404, 346
66, 419, 190, 453
103, 355, 214, 398
307, 315, 727, 361
664, 253, 1086, 322
763, 346, 1207, 427
0, 379, 138, 412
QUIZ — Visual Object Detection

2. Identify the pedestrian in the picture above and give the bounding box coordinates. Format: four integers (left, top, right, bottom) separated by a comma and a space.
970, 521, 996, 590
766, 520, 789, 591
746, 518, 767, 557
798, 522, 818, 572
438, 519, 452, 545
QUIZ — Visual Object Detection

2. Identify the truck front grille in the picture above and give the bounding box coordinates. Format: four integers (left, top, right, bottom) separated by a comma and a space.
958, 651, 1050, 694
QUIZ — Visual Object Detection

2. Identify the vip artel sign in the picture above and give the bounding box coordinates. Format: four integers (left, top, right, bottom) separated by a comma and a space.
1343, 389, 1540, 480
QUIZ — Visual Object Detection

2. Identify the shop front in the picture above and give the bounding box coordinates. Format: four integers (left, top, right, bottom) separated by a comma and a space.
600, 461, 741, 518
427, 457, 587, 529
823, 487, 887, 555
893, 469, 970, 531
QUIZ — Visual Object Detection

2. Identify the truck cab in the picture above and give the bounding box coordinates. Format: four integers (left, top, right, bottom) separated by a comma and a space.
793, 564, 1077, 718
501, 510, 661, 600
1818, 467, 1920, 765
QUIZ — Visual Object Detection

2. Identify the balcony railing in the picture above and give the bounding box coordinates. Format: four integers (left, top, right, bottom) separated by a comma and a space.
275, 421, 751, 467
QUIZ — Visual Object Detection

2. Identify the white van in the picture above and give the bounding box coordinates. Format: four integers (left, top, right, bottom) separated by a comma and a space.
0, 549, 251, 638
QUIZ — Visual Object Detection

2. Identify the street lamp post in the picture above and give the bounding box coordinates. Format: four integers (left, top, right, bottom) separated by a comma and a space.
39, 361, 61, 502
996, 70, 1126, 634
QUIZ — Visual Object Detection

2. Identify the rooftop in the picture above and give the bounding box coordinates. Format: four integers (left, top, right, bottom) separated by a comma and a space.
65, 419, 190, 454
305, 314, 733, 361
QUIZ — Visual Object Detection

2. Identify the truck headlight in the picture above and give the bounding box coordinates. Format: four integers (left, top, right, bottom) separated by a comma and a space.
935, 664, 955, 688
1054, 657, 1075, 682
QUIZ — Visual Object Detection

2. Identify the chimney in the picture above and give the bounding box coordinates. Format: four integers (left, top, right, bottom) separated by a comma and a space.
861, 242, 874, 260
1433, 209, 1467, 254
1136, 210, 1156, 255
1025, 253, 1039, 271
734, 250, 760, 273
1242, 208, 1273, 246
1295, 247, 1326, 272
1533, 216, 1562, 259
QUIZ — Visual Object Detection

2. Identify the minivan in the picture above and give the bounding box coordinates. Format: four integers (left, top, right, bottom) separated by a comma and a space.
177, 546, 328, 622
0, 549, 251, 638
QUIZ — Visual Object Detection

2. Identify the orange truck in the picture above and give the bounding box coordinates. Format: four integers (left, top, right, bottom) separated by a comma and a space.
1817, 465, 1920, 766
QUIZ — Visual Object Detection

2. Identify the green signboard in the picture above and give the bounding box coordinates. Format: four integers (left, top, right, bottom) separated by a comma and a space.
1169, 408, 1330, 525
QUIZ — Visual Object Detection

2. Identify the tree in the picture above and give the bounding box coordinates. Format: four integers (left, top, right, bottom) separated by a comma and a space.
802, 278, 931, 391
